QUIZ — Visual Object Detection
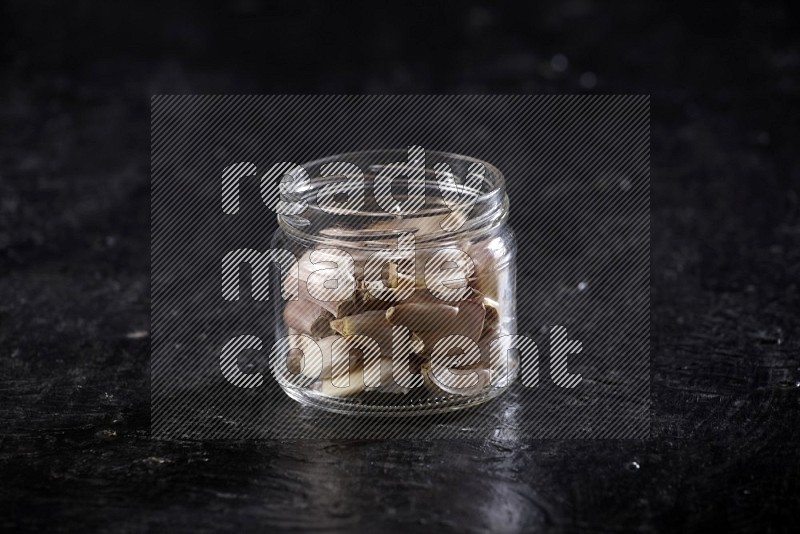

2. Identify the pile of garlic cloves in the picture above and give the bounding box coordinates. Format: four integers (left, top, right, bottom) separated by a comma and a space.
280, 243, 508, 400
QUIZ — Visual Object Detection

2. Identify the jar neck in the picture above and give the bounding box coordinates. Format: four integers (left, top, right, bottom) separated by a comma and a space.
278, 149, 509, 249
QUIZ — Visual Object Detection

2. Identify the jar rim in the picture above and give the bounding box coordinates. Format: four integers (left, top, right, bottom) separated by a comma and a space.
295, 148, 506, 200
278, 148, 509, 247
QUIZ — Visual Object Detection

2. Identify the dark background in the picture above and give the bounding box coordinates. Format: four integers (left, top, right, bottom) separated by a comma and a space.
1, 0, 799, 531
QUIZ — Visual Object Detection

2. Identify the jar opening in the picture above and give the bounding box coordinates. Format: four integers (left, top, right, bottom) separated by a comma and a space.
278, 148, 509, 247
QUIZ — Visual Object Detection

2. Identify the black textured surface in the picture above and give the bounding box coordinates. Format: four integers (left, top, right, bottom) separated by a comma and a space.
1, 1, 799, 532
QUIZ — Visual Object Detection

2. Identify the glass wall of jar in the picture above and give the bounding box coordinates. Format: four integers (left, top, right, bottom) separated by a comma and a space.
270, 149, 517, 415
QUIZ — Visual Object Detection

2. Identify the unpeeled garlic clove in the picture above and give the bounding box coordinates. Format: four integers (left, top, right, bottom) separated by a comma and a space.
480, 301, 500, 340
420, 360, 492, 397
319, 366, 368, 397
285, 334, 385, 397
397, 299, 486, 358
283, 299, 335, 339
330, 310, 389, 337
285, 248, 359, 316
330, 310, 395, 365
358, 285, 443, 314
332, 297, 361, 319
285, 334, 342, 380
361, 269, 418, 304
319, 352, 395, 398
453, 299, 486, 341
462, 237, 513, 303
405, 288, 453, 305
330, 310, 425, 366
386, 261, 399, 288
288, 280, 345, 317
409, 332, 425, 354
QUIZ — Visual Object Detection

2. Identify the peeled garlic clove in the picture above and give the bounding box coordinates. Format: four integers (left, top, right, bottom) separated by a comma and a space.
385, 303, 459, 331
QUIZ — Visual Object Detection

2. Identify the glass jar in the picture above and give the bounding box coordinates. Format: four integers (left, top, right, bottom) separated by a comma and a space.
271, 148, 517, 415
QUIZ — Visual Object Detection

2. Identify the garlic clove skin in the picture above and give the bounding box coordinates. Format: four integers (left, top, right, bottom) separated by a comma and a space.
319, 366, 367, 397
283, 299, 335, 339
420, 360, 492, 397
284, 248, 359, 316
385, 300, 486, 358
330, 310, 389, 337
319, 353, 396, 398
480, 301, 500, 340
285, 334, 341, 381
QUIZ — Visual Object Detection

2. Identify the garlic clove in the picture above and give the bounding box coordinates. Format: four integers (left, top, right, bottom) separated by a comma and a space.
320, 365, 367, 397
454, 299, 486, 341
319, 353, 396, 398
284, 248, 359, 316
420, 360, 492, 397
284, 334, 341, 380
480, 301, 500, 340
385, 300, 486, 357
330, 310, 389, 337
283, 299, 335, 339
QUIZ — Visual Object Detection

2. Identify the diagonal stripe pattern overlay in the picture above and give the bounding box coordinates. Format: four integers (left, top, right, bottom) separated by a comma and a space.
151, 95, 650, 439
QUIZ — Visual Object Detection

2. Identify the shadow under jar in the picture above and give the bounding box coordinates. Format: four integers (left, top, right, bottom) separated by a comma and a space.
271, 149, 517, 416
